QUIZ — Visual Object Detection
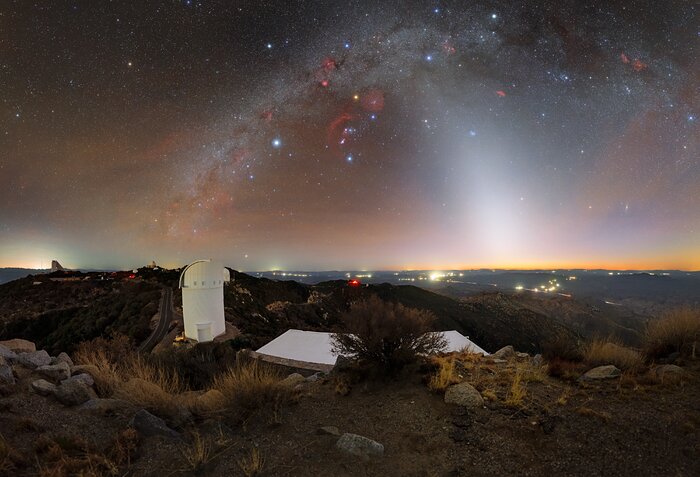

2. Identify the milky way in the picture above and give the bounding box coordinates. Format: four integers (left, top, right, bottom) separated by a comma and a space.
1, 1, 698, 270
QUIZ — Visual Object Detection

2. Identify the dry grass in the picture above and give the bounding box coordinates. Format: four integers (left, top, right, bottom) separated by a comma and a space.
576, 406, 611, 422
33, 433, 121, 477
212, 360, 294, 416
584, 338, 644, 372
109, 428, 139, 466
547, 358, 587, 381
644, 307, 700, 360
556, 388, 572, 406
238, 447, 264, 477
503, 370, 527, 408
1, 433, 26, 474
180, 431, 212, 473
427, 355, 461, 392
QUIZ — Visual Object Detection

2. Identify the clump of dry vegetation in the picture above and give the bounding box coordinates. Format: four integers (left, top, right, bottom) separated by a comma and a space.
180, 431, 212, 473
644, 307, 700, 360
0, 433, 26, 474
238, 447, 264, 477
503, 369, 527, 408
212, 359, 295, 418
427, 354, 461, 392
331, 295, 447, 374
583, 338, 644, 372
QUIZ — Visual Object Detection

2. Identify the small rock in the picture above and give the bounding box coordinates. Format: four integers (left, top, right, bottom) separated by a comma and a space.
54, 379, 96, 406
36, 362, 71, 382
53, 352, 74, 367
32, 379, 56, 396
17, 350, 52, 369
130, 409, 180, 438
444, 382, 484, 409
333, 355, 354, 373
581, 365, 621, 380
492, 358, 507, 364
318, 425, 341, 436
282, 373, 305, 387
516, 352, 530, 359
336, 433, 384, 460
62, 373, 94, 387
79, 398, 133, 414
0, 345, 18, 362
0, 339, 36, 353
492, 345, 515, 359
532, 354, 543, 367
0, 364, 15, 385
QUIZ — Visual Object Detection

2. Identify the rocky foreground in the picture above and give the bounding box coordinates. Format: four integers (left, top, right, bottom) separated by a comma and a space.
1, 338, 699, 476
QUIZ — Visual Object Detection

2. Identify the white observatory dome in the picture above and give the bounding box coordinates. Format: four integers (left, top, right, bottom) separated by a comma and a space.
179, 260, 228, 342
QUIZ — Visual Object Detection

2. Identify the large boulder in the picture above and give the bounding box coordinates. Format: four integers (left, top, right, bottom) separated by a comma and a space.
36, 362, 71, 382
53, 352, 74, 367
582, 365, 621, 380
0, 339, 36, 353
0, 345, 18, 362
54, 379, 96, 406
129, 409, 180, 438
0, 364, 15, 385
336, 433, 384, 460
492, 345, 515, 359
32, 379, 57, 396
17, 350, 52, 369
444, 382, 484, 409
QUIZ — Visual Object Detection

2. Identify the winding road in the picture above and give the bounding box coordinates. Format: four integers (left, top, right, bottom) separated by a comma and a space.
138, 287, 173, 353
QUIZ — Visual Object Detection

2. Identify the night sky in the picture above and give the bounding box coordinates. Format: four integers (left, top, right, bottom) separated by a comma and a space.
1, 1, 698, 271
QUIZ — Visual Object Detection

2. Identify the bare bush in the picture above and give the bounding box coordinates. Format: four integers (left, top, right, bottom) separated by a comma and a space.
331, 296, 446, 374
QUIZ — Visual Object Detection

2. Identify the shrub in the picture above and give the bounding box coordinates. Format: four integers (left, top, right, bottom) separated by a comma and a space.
238, 448, 264, 477
584, 338, 644, 371
330, 296, 446, 374
212, 359, 293, 416
547, 358, 587, 381
503, 370, 526, 408
541, 335, 583, 362
643, 307, 700, 360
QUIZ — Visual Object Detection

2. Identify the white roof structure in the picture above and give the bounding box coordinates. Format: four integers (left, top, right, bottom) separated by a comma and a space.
256, 329, 338, 366
255, 329, 488, 368
438, 330, 489, 355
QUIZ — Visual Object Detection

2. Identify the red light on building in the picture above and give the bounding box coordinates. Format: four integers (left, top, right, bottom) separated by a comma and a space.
348, 279, 361, 287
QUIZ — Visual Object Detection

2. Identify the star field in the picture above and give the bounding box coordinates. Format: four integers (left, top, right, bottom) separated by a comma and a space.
1, 0, 698, 270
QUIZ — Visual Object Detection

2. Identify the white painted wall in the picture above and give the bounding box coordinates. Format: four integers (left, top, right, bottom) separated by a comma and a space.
179, 260, 227, 342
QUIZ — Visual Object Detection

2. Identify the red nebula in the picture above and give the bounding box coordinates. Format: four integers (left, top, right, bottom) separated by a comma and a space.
321, 57, 338, 72
496, 90, 506, 97
620, 52, 630, 64
327, 112, 356, 144
442, 41, 456, 55
320, 79, 329, 87
260, 110, 273, 121
632, 59, 647, 71
360, 89, 385, 112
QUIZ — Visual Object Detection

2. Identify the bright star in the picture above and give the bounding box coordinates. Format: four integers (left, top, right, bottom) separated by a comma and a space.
346, 154, 353, 162
425, 54, 433, 61
491, 13, 498, 19
271, 138, 281, 148
266, 43, 272, 49
468, 130, 477, 137
344, 42, 351, 49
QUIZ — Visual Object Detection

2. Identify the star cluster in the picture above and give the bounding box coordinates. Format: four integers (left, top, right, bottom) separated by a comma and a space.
1, 0, 697, 270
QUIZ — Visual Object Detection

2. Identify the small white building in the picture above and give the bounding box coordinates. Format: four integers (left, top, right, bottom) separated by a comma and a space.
179, 260, 229, 342
254, 328, 488, 371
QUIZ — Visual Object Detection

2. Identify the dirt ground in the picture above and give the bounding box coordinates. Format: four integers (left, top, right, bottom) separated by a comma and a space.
2, 360, 699, 476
